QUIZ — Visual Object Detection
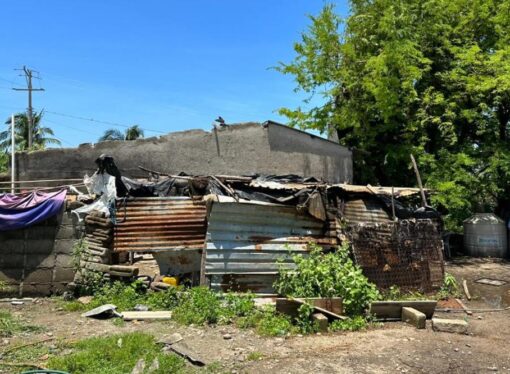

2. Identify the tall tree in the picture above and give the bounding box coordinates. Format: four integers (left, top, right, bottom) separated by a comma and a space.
98, 125, 144, 142
277, 1, 510, 230
0, 111, 61, 152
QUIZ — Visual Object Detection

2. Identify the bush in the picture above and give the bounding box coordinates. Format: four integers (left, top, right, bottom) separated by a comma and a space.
172, 287, 222, 325
274, 243, 380, 316
329, 316, 369, 332
254, 306, 296, 336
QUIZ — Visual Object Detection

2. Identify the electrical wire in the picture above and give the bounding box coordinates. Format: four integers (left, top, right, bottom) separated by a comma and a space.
44, 110, 167, 134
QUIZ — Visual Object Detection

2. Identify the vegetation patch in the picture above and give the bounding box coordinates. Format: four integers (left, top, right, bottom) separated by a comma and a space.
47, 332, 186, 374
274, 243, 380, 316
0, 309, 41, 337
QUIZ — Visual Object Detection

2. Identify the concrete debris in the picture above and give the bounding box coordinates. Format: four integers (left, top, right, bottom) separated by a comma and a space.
401, 307, 426, 329
432, 318, 468, 334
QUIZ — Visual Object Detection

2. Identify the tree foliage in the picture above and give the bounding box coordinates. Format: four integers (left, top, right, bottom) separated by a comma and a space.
278, 1, 510, 230
98, 125, 144, 142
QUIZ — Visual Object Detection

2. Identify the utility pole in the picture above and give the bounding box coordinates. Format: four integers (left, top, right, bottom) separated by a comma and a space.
12, 66, 44, 149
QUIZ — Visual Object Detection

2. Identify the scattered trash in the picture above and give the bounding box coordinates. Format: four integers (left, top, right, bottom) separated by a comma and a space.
475, 278, 507, 286
81, 304, 122, 319
10, 301, 24, 306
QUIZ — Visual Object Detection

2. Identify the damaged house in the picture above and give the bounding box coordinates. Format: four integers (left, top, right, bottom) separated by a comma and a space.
0, 122, 443, 296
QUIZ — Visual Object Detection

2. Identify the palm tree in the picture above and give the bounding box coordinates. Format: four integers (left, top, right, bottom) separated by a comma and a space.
0, 111, 61, 152
124, 125, 144, 141
98, 129, 124, 142
98, 125, 144, 142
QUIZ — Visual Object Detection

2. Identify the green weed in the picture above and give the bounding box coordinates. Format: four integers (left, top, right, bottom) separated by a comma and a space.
173, 287, 222, 325
47, 332, 187, 374
246, 351, 264, 361
329, 316, 369, 332
0, 309, 41, 337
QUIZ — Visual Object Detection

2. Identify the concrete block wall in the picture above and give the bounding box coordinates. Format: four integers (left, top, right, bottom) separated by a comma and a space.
0, 207, 83, 297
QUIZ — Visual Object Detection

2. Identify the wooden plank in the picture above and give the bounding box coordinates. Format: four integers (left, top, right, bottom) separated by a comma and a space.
276, 298, 347, 321
462, 280, 472, 300
122, 311, 172, 321
369, 300, 437, 320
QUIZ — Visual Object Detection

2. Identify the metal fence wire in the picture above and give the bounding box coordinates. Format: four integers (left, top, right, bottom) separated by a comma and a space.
345, 219, 444, 292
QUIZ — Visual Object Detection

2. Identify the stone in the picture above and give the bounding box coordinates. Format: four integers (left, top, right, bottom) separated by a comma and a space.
432, 318, 468, 334
401, 307, 426, 329
312, 313, 329, 332
223, 334, 232, 340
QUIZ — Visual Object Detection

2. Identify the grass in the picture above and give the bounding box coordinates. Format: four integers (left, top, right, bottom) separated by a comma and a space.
246, 351, 264, 361
0, 309, 42, 337
47, 332, 187, 374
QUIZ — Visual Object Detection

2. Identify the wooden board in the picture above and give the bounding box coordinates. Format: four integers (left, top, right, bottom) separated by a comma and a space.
276, 298, 346, 320
122, 311, 172, 321
369, 300, 437, 320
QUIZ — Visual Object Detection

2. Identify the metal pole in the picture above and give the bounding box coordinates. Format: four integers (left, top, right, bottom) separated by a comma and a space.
11, 114, 15, 194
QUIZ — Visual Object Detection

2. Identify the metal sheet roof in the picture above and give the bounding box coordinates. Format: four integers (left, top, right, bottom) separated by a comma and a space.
113, 197, 207, 252
204, 200, 335, 294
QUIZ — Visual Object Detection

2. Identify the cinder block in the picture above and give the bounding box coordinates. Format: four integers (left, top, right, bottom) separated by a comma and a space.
54, 239, 76, 254
56, 254, 73, 268
0, 239, 26, 254
0, 254, 25, 268
0, 229, 25, 240
22, 283, 52, 296
0, 269, 23, 283
312, 313, 329, 332
25, 254, 55, 269
53, 267, 76, 282
56, 225, 79, 240
402, 307, 426, 329
27, 226, 57, 240
432, 318, 468, 334
23, 269, 53, 284
25, 239, 55, 254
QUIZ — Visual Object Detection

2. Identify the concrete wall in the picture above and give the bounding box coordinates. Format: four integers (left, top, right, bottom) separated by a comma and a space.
15, 122, 352, 183
0, 208, 81, 297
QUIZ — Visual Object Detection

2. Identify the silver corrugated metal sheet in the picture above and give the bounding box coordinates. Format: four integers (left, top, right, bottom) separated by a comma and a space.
113, 197, 207, 252
204, 201, 335, 294
343, 198, 392, 224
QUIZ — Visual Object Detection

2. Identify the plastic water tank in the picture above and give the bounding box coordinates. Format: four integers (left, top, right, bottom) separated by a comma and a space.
463, 213, 508, 258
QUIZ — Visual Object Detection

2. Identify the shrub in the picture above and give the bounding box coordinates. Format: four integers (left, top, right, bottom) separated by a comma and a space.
329, 316, 369, 332
436, 272, 461, 299
274, 243, 380, 316
172, 287, 222, 325
254, 307, 295, 336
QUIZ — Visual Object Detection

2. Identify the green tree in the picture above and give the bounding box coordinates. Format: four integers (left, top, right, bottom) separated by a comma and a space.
98, 125, 144, 142
277, 1, 510, 230
0, 111, 61, 152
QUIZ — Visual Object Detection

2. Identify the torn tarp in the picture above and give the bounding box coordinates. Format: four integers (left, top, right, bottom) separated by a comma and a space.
0, 189, 67, 231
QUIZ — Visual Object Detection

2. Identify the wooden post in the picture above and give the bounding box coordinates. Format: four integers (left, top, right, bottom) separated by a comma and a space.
410, 154, 427, 207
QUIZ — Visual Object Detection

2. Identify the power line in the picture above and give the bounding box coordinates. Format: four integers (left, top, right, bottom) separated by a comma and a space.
44, 110, 167, 134
0, 76, 18, 85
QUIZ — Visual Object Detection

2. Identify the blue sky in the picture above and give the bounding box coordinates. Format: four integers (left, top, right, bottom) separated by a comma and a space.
0, 1, 348, 147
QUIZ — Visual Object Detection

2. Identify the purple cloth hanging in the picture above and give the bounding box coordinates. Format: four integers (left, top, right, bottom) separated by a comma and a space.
0, 189, 67, 231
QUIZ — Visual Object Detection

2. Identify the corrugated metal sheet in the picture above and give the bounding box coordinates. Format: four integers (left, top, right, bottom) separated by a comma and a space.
204, 201, 335, 294
113, 197, 207, 252
343, 198, 392, 224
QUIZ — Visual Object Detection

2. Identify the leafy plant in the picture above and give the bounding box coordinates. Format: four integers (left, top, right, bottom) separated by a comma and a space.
437, 272, 461, 299
254, 307, 296, 337
274, 243, 380, 315
329, 316, 369, 332
381, 285, 426, 301
294, 303, 319, 334
172, 287, 222, 325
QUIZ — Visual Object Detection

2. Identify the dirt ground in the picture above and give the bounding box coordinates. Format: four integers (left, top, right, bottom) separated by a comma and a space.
2, 257, 510, 374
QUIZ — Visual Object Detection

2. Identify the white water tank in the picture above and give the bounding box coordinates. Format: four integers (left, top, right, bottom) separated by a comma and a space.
463, 213, 507, 258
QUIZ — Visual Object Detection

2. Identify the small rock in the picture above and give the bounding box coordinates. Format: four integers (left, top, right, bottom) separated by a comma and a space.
487, 367, 498, 372
63, 291, 74, 301
134, 304, 149, 312
223, 334, 232, 340
2, 339, 9, 345
454, 348, 459, 352
466, 343, 471, 347
78, 296, 93, 305
477, 316, 483, 320
47, 332, 53, 337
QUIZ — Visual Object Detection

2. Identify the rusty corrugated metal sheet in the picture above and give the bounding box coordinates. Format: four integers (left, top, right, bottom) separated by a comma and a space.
204, 201, 335, 294
331, 184, 424, 196
113, 197, 207, 252
343, 198, 392, 224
